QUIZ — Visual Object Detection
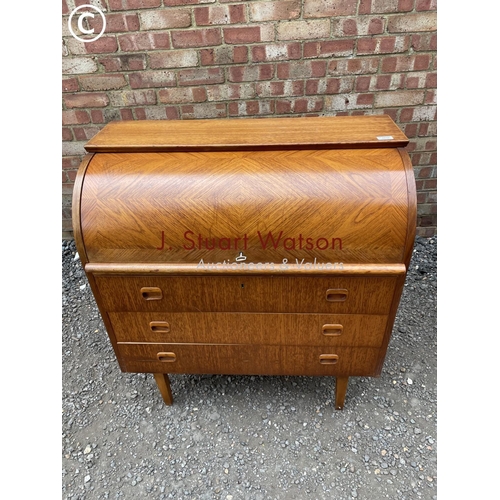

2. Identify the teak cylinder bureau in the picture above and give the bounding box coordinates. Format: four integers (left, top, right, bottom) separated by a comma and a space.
72, 115, 416, 410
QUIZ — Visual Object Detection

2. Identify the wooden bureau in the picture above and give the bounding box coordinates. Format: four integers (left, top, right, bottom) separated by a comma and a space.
72, 115, 416, 410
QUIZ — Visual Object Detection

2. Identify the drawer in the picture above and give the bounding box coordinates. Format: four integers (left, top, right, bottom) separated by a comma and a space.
117, 343, 381, 377
95, 275, 396, 314
109, 312, 388, 347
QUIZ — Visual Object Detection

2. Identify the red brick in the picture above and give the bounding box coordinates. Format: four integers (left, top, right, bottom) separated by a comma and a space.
120, 109, 134, 120
134, 107, 180, 120
339, 17, 385, 36
249, 1, 301, 21
201, 46, 248, 65
178, 67, 225, 86
108, 0, 161, 10
159, 87, 207, 104
109, 90, 157, 106
418, 123, 429, 136
72, 126, 102, 141
375, 75, 392, 90
129, 71, 176, 89
416, 192, 426, 204
329, 58, 379, 75
62, 110, 90, 125
305, 79, 339, 95
164, 0, 213, 5
354, 74, 401, 92
355, 76, 371, 92
326, 78, 342, 94
404, 123, 418, 138
62, 0, 69, 15
410, 153, 424, 169
98, 55, 146, 72
304, 40, 354, 58
118, 33, 170, 51
411, 33, 437, 51
224, 26, 261, 44
139, 9, 192, 30
91, 110, 105, 123
64, 93, 109, 108
252, 43, 301, 62
256, 81, 304, 97
206, 84, 256, 101
83, 37, 118, 54
172, 28, 221, 48
415, 54, 431, 70
405, 141, 416, 153
65, 170, 78, 182
356, 93, 374, 106
357, 36, 409, 55
406, 73, 427, 89
195, 5, 246, 25
416, 0, 437, 10
228, 65, 274, 82
381, 55, 430, 72
228, 101, 274, 117
400, 108, 414, 122
399, 1, 416, 12
87, 13, 140, 33
62, 127, 73, 141
275, 98, 323, 114
304, 0, 356, 17
79, 74, 127, 90
277, 60, 326, 79
62, 156, 82, 170
62, 78, 79, 93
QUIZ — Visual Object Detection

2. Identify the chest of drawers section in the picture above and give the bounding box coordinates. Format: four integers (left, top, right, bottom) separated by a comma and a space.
72, 116, 416, 410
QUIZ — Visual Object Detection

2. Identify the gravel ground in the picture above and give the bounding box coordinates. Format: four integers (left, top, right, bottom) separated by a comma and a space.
62, 236, 437, 500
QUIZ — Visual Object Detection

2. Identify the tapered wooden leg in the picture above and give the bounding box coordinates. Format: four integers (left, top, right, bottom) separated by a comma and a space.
335, 376, 349, 410
154, 373, 173, 405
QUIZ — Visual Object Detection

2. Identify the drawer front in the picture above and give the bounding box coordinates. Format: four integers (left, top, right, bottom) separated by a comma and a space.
95, 275, 396, 314
117, 343, 381, 377
109, 312, 388, 347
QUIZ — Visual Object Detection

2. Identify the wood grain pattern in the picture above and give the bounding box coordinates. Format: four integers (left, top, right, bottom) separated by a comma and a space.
84, 115, 408, 152
81, 148, 409, 265
109, 311, 388, 347
84, 262, 406, 276
118, 344, 381, 377
95, 275, 396, 314
153, 373, 173, 405
73, 115, 416, 409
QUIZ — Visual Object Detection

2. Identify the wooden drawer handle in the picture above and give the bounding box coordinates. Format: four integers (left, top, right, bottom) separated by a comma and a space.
140, 287, 163, 301
322, 324, 343, 336
157, 352, 176, 363
149, 321, 170, 333
325, 289, 348, 302
319, 354, 339, 365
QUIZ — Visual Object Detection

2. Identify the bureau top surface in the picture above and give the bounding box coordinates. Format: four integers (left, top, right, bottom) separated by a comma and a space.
84, 115, 408, 152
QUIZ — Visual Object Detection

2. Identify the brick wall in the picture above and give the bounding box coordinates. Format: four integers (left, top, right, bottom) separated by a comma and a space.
62, 0, 437, 238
